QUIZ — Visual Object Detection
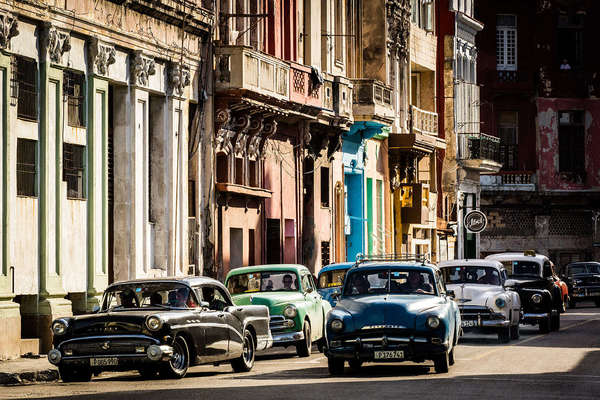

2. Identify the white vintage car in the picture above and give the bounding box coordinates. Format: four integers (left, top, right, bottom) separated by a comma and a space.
440, 259, 521, 343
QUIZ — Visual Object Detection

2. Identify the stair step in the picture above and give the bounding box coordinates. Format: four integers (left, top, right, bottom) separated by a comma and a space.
20, 338, 40, 355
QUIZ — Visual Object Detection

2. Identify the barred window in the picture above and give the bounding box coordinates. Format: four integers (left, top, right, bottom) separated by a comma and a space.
496, 15, 517, 71
63, 143, 86, 199
17, 139, 37, 196
64, 70, 85, 128
16, 56, 38, 121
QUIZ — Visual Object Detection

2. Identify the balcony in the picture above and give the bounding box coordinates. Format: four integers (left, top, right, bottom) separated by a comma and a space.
410, 105, 438, 137
215, 45, 289, 102
458, 133, 503, 174
399, 183, 431, 225
289, 62, 321, 109
334, 76, 353, 121
480, 171, 536, 192
545, 69, 588, 98
351, 79, 394, 125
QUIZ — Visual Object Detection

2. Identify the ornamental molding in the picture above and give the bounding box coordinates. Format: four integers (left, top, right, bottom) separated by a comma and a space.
0, 12, 19, 50
88, 38, 116, 76
386, 0, 411, 60
43, 24, 71, 64
169, 62, 191, 97
131, 50, 156, 86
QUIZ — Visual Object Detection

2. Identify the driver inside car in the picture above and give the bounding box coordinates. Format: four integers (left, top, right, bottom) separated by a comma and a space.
398, 271, 434, 294
202, 287, 227, 311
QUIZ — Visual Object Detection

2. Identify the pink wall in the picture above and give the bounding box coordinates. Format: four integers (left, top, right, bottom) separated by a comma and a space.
537, 98, 600, 190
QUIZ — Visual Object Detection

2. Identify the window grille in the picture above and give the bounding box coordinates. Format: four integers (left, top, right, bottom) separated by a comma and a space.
64, 70, 85, 128
17, 139, 37, 196
16, 56, 38, 121
63, 143, 86, 199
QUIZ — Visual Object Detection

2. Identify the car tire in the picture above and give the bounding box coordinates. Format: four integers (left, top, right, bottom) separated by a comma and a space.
316, 338, 326, 353
539, 317, 550, 333
433, 352, 449, 374
138, 367, 159, 379
510, 324, 520, 340
296, 320, 312, 358
59, 365, 92, 382
348, 359, 362, 371
160, 336, 189, 379
231, 329, 256, 373
497, 327, 510, 344
448, 347, 455, 366
550, 312, 560, 331
328, 357, 345, 375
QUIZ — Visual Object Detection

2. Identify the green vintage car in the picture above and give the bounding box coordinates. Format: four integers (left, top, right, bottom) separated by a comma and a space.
225, 264, 331, 357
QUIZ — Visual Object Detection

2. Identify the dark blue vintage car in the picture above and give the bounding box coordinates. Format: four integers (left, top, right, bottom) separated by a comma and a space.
317, 262, 354, 307
325, 258, 461, 374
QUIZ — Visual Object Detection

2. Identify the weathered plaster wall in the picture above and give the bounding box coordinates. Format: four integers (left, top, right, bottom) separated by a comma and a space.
61, 197, 87, 293
14, 197, 39, 295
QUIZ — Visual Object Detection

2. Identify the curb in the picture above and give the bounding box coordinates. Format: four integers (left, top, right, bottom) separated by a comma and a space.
0, 368, 59, 385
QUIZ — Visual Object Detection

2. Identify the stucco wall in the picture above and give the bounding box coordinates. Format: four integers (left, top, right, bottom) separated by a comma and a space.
14, 197, 39, 295
61, 197, 88, 293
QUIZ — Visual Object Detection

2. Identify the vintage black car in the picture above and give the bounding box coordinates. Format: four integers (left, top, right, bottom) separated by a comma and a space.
561, 262, 600, 308
487, 252, 562, 333
47, 277, 272, 381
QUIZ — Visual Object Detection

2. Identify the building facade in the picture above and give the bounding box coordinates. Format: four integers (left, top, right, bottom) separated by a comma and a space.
476, 0, 600, 265
0, 0, 212, 359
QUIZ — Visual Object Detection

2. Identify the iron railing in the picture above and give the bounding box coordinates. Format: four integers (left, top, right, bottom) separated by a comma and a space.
458, 133, 501, 163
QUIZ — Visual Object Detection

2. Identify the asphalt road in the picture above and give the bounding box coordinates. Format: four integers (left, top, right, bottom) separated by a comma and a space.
4, 303, 600, 400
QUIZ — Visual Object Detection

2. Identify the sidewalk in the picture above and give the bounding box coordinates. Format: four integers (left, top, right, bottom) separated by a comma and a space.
0, 356, 59, 385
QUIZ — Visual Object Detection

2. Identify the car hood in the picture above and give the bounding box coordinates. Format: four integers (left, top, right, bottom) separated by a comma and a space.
232, 291, 305, 309
447, 284, 502, 307
571, 274, 600, 285
336, 295, 442, 330
67, 310, 160, 336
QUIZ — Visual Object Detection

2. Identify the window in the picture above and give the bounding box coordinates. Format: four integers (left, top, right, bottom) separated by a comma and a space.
411, 72, 420, 107
63, 143, 86, 199
411, 0, 434, 31
235, 157, 244, 185
249, 159, 257, 187
496, 15, 517, 71
321, 241, 330, 267
558, 110, 585, 173
64, 70, 85, 127
16, 56, 38, 121
498, 111, 518, 170
320, 166, 329, 207
557, 10, 584, 68
216, 152, 228, 183
188, 180, 196, 217
334, 0, 343, 63
248, 229, 255, 266
17, 139, 37, 196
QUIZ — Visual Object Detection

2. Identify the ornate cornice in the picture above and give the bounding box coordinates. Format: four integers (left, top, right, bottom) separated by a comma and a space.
88, 37, 116, 76
131, 50, 156, 86
169, 62, 191, 97
0, 12, 19, 50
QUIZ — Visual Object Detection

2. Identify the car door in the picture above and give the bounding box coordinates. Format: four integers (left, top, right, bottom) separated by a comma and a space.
199, 285, 231, 361
302, 273, 323, 340
212, 285, 244, 358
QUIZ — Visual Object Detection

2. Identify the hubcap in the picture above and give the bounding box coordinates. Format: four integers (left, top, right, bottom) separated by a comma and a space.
243, 335, 254, 365
170, 340, 186, 372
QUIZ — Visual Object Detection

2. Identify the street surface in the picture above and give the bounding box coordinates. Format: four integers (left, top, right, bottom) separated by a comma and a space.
3, 304, 600, 400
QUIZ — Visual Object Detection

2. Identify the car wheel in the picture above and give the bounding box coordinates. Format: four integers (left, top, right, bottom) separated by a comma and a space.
138, 367, 159, 379
497, 327, 510, 344
550, 312, 560, 331
296, 320, 312, 358
59, 365, 92, 382
510, 324, 520, 340
231, 329, 256, 373
433, 352, 449, 374
448, 347, 455, 366
328, 357, 345, 375
538, 317, 550, 333
316, 338, 326, 353
160, 336, 189, 379
348, 359, 362, 371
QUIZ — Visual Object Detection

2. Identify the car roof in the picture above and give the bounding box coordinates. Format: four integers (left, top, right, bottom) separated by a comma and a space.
225, 264, 309, 278
318, 262, 355, 275
485, 252, 549, 263
566, 261, 600, 266
439, 259, 504, 269
348, 261, 439, 273
108, 276, 224, 289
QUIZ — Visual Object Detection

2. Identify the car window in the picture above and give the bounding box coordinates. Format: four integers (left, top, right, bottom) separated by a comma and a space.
227, 271, 299, 293
301, 274, 314, 292
102, 282, 197, 311
318, 269, 348, 289
201, 285, 230, 311
442, 266, 501, 286
436, 271, 445, 295
343, 268, 436, 296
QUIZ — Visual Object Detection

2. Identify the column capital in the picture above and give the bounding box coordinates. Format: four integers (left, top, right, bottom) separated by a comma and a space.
168, 62, 191, 97
41, 23, 71, 65
88, 37, 116, 77
0, 11, 18, 50
131, 50, 156, 87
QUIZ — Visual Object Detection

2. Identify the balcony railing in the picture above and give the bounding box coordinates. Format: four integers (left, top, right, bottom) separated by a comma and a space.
351, 79, 394, 122
215, 45, 289, 101
410, 105, 438, 137
458, 133, 501, 163
334, 76, 352, 120
480, 171, 536, 191
289, 62, 321, 107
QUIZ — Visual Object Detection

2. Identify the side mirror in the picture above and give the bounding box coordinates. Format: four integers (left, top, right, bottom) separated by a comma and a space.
446, 290, 455, 299
331, 290, 341, 300
305, 286, 314, 294
92, 306, 100, 313
199, 301, 210, 309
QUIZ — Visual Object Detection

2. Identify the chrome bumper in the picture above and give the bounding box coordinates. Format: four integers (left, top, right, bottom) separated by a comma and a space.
523, 312, 549, 320
480, 319, 510, 328
272, 330, 304, 344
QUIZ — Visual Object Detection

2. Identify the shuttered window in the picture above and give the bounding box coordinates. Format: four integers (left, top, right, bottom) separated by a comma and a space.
496, 15, 517, 71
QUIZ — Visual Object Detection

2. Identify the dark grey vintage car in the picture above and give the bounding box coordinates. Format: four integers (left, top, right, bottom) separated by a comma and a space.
48, 277, 272, 381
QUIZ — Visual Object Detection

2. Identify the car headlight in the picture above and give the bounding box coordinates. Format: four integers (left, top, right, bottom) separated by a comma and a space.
146, 316, 163, 331
426, 316, 440, 329
330, 319, 344, 332
495, 297, 506, 308
531, 294, 542, 304
283, 305, 297, 319
52, 319, 68, 336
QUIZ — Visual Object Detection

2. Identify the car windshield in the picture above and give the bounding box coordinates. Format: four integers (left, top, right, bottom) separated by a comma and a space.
442, 266, 501, 286
569, 264, 600, 275
509, 261, 541, 277
227, 271, 299, 294
101, 282, 197, 311
318, 269, 348, 289
343, 268, 437, 296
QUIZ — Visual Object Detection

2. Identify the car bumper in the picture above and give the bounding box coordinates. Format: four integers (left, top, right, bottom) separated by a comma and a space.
272, 330, 304, 345
461, 319, 510, 331
326, 340, 448, 362
48, 345, 174, 368
572, 287, 600, 299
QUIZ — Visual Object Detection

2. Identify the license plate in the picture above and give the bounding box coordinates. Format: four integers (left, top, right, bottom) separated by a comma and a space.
90, 357, 118, 367
374, 350, 404, 360
461, 320, 477, 328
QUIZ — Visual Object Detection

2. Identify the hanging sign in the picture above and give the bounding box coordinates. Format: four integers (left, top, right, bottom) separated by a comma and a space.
464, 210, 487, 233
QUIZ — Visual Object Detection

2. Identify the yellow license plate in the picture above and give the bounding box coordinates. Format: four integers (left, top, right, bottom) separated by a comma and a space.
90, 357, 118, 366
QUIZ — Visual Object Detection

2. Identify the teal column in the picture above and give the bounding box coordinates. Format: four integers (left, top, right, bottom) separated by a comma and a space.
367, 177, 373, 255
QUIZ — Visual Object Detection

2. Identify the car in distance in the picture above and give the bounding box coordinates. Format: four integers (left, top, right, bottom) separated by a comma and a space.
440, 259, 521, 343
225, 264, 331, 357
317, 262, 354, 307
325, 257, 461, 375
486, 251, 561, 333
48, 277, 271, 382
561, 262, 600, 308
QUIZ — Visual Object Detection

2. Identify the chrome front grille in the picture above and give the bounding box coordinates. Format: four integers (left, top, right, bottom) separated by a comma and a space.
459, 306, 502, 321
60, 335, 157, 356
340, 328, 420, 346
269, 315, 294, 332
